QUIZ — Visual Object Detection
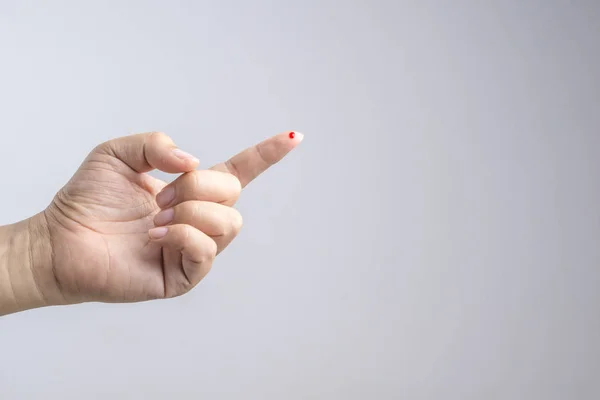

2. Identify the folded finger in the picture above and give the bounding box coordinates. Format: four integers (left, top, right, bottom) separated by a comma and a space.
153, 201, 243, 253
148, 224, 218, 289
155, 169, 242, 209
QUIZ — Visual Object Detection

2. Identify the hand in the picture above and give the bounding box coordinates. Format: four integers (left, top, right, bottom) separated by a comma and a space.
36, 131, 303, 306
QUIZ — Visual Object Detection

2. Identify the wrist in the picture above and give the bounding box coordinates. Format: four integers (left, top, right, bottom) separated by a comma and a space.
0, 213, 64, 315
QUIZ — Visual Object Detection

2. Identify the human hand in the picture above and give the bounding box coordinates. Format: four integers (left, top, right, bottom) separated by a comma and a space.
5, 131, 302, 310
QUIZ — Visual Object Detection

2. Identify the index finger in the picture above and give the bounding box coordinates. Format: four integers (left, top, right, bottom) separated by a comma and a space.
210, 131, 304, 187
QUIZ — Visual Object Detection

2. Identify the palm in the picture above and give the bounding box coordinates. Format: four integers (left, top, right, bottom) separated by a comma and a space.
46, 151, 173, 303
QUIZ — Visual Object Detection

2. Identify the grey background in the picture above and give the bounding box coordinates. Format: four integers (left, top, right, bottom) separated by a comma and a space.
0, 0, 599, 398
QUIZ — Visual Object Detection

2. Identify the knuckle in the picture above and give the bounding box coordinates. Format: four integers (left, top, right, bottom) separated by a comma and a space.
178, 201, 198, 220
189, 170, 204, 193
180, 225, 216, 263
207, 239, 218, 259
229, 209, 244, 234
94, 139, 115, 156
180, 224, 194, 245
148, 131, 169, 143
230, 173, 242, 195
196, 238, 217, 265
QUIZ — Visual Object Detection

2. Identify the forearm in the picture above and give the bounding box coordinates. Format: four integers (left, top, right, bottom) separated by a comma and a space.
0, 213, 60, 316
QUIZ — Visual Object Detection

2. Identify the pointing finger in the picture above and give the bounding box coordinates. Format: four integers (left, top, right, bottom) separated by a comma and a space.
209, 131, 303, 188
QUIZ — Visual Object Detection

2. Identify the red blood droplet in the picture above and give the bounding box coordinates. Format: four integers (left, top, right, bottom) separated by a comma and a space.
289, 132, 295, 139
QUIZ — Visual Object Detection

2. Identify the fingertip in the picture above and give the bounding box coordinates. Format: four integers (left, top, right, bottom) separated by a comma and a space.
153, 208, 175, 226
288, 131, 304, 142
257, 130, 304, 161
172, 148, 199, 164
149, 227, 169, 240
144, 134, 200, 173
208, 130, 305, 188
156, 186, 176, 209
171, 148, 200, 172
269, 131, 304, 154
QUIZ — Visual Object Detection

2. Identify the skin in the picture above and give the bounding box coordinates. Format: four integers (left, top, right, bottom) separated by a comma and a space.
0, 131, 303, 316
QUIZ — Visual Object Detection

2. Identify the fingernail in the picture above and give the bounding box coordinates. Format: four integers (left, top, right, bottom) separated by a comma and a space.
173, 148, 199, 163
154, 208, 174, 226
149, 227, 168, 239
288, 131, 304, 141
156, 186, 175, 208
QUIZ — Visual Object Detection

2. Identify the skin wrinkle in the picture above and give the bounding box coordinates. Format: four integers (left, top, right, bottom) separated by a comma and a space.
44, 209, 82, 303
77, 164, 123, 175
83, 157, 163, 195
68, 173, 153, 204
125, 245, 132, 300
2, 235, 20, 311
141, 134, 151, 172
76, 160, 163, 218
97, 133, 152, 174
52, 192, 153, 233
179, 227, 194, 288
174, 251, 185, 297
254, 142, 270, 166
26, 218, 48, 306
68, 242, 82, 301
101, 142, 141, 174
57, 189, 88, 212
80, 160, 157, 196
224, 159, 241, 182
41, 210, 67, 305
102, 235, 111, 300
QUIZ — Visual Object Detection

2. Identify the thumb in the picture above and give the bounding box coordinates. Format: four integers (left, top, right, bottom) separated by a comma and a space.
95, 131, 199, 174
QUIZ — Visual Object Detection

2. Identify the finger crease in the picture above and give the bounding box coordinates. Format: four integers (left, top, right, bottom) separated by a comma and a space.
225, 159, 241, 179
254, 143, 270, 166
